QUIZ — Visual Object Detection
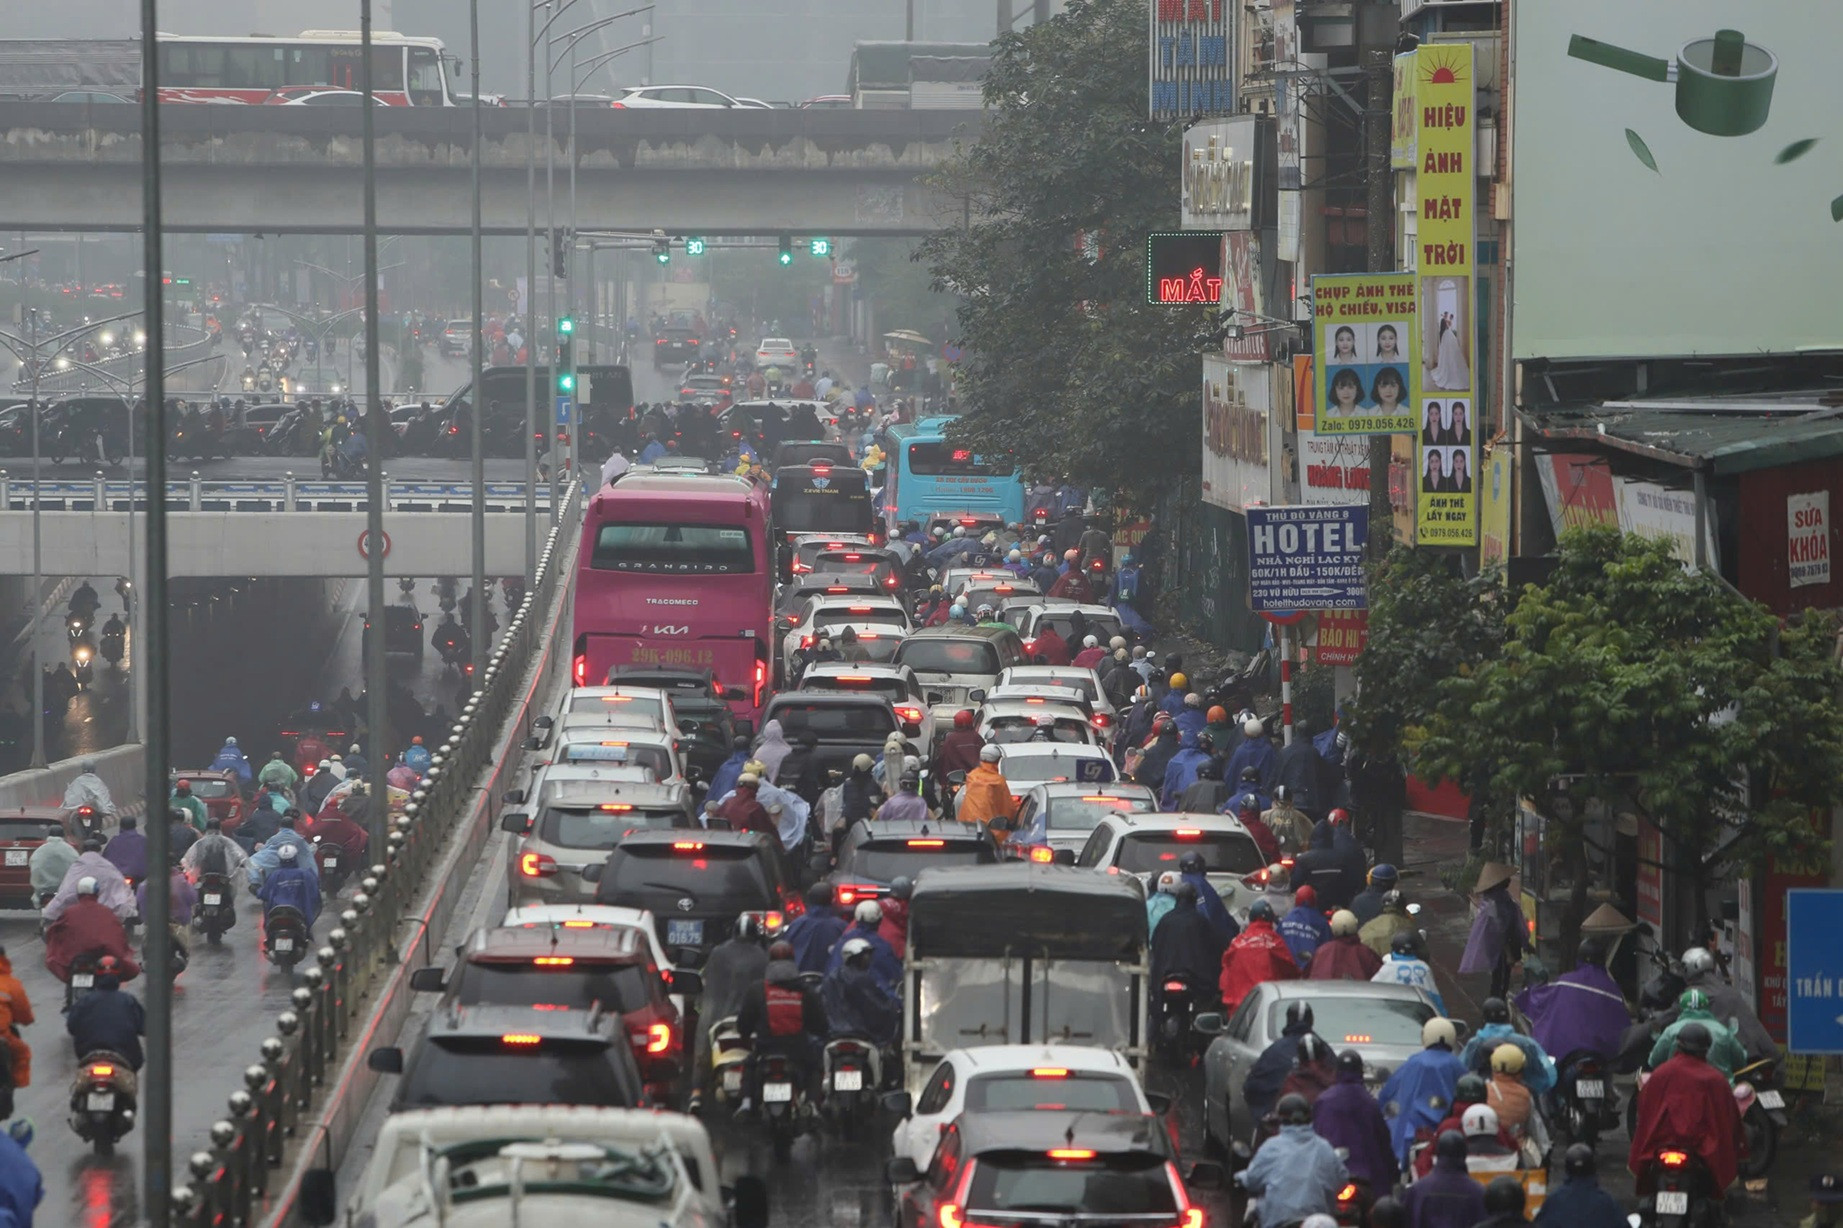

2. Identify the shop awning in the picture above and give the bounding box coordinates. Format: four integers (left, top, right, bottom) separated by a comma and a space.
1522, 393, 1843, 476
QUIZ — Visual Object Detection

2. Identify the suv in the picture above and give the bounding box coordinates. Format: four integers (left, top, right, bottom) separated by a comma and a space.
1074, 814, 1267, 915
590, 829, 797, 964
408, 924, 692, 1103
762, 690, 903, 776
603, 667, 744, 781
833, 818, 1000, 902
361, 605, 425, 663
795, 662, 932, 756
502, 765, 698, 907
542, 718, 691, 785
368, 1003, 649, 1112
545, 686, 681, 736
653, 327, 701, 366
439, 319, 473, 357
996, 664, 1119, 730
779, 594, 911, 680
892, 625, 1029, 733
1014, 602, 1126, 660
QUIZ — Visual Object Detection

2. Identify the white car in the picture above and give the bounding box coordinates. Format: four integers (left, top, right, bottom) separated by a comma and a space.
546, 685, 681, 736
610, 84, 745, 109
888, 1045, 1166, 1174
278, 89, 394, 106
996, 663, 1120, 729
754, 337, 799, 368
1073, 813, 1269, 917
992, 742, 1117, 794
780, 594, 912, 679
974, 697, 1104, 748
1010, 781, 1160, 855
544, 718, 692, 786
502, 903, 704, 1013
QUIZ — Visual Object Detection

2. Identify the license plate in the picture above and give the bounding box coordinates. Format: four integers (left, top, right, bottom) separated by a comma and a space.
324, 856, 338, 869
667, 919, 704, 947
833, 1069, 863, 1091
762, 1082, 793, 1103
3, 850, 24, 867
273, 937, 294, 951
1757, 1089, 1784, 1109
203, 893, 222, 906
1575, 1079, 1604, 1099
87, 1092, 114, 1111
722, 1069, 742, 1093
1656, 1192, 1689, 1215
72, 973, 93, 988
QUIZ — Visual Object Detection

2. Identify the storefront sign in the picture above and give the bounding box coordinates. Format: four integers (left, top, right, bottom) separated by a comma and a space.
1201, 356, 1273, 513
1618, 478, 1716, 569
1391, 51, 1419, 168
1411, 43, 1479, 546
1246, 505, 1369, 610
1635, 813, 1665, 937
1271, 0, 1301, 261
1149, 0, 1235, 120
1183, 117, 1269, 230
1312, 271, 1419, 435
1148, 232, 1225, 304
1535, 452, 1618, 534
1220, 232, 1272, 362
1299, 429, 1370, 506
1479, 445, 1512, 566
1788, 491, 1831, 588
1313, 609, 1370, 665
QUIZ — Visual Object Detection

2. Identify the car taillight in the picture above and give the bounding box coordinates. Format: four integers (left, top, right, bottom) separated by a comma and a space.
1337, 1184, 1359, 1202
1047, 1149, 1096, 1160
1029, 1067, 1068, 1078
834, 883, 879, 906
782, 890, 806, 918
501, 1033, 541, 1046
801, 634, 815, 649
1179, 1209, 1204, 1228
671, 841, 705, 852
533, 956, 574, 966
1091, 713, 1112, 727
894, 705, 924, 724
753, 656, 767, 707
791, 561, 812, 573
908, 839, 945, 848
1021, 638, 1036, 651
89, 1063, 115, 1078
938, 1205, 963, 1228
518, 852, 557, 877
640, 1022, 672, 1053
1174, 829, 1202, 838
1659, 1150, 1689, 1169
1028, 846, 1054, 863
572, 654, 587, 685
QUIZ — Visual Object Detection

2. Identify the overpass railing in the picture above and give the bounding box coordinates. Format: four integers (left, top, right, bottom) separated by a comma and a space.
172, 479, 582, 1228
0, 475, 556, 513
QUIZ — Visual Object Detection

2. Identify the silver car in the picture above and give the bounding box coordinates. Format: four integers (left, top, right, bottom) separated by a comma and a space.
1193, 979, 1444, 1153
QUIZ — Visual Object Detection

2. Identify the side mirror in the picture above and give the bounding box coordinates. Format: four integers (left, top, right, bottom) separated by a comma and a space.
499, 812, 532, 835
731, 1174, 770, 1228
580, 862, 603, 884
669, 945, 707, 969
526, 736, 544, 751
1185, 1160, 1226, 1191
407, 967, 447, 993
299, 1168, 338, 1227
1053, 848, 1076, 866
885, 1156, 921, 1185
534, 715, 554, 730
667, 969, 704, 996
1449, 1019, 1470, 1041
366, 1047, 403, 1074
883, 1090, 914, 1118
502, 788, 526, 806
1192, 1012, 1227, 1037
968, 689, 986, 703
1145, 1091, 1173, 1116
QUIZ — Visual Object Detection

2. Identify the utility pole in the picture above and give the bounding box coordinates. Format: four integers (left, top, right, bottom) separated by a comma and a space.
1364, 45, 1394, 567
360, 0, 391, 858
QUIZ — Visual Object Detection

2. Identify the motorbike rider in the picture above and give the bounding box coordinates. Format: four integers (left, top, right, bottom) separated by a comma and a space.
1460, 998, 1558, 1096
69, 581, 101, 623
1629, 1021, 1740, 1199
783, 883, 848, 975
878, 877, 913, 959
257, 844, 321, 931
65, 955, 145, 1071
432, 614, 470, 665
821, 937, 901, 1050
1485, 1044, 1535, 1137
1241, 1093, 1349, 1228
1263, 784, 1315, 857
688, 913, 770, 1111
1291, 820, 1354, 910
257, 751, 298, 794
1279, 884, 1331, 966
1314, 1049, 1399, 1192
1360, 890, 1426, 961
61, 759, 116, 817
210, 736, 252, 788
1171, 849, 1235, 943
1219, 899, 1299, 1014
1350, 864, 1399, 926
1244, 1001, 1327, 1125
137, 855, 197, 961
1534, 1144, 1626, 1228
44, 878, 140, 983
1460, 1104, 1519, 1173
1224, 716, 1276, 790
1400, 1130, 1487, 1228
954, 745, 1016, 838
168, 779, 208, 832
1801, 1174, 1843, 1228
1374, 929, 1445, 1012
101, 815, 149, 885
1379, 1018, 1468, 1166
1514, 937, 1628, 1078
1649, 988, 1748, 1078
1653, 946, 1778, 1066
180, 818, 248, 926
1309, 910, 1384, 981
736, 939, 828, 1105
402, 736, 432, 773
825, 901, 901, 988
1412, 1075, 1510, 1179
302, 793, 370, 863
1159, 730, 1214, 810
29, 822, 77, 904
246, 811, 317, 892
1476, 1178, 1532, 1228
1150, 882, 1226, 1017
44, 839, 134, 923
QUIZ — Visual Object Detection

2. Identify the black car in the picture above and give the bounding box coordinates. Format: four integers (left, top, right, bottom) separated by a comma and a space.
361, 605, 424, 662
762, 690, 903, 776
591, 829, 797, 962
653, 328, 702, 366
834, 818, 1001, 902
368, 1003, 649, 1112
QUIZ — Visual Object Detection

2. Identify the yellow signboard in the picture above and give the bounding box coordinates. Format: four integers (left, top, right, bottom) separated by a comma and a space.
1411, 43, 1479, 547
1311, 272, 1418, 436
1479, 443, 1512, 567
1391, 52, 1418, 169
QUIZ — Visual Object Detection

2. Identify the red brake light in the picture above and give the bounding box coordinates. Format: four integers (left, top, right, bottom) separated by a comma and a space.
939, 1205, 963, 1228
561, 920, 595, 928
1048, 1149, 1096, 1161
843, 554, 863, 561
1030, 1067, 1069, 1078
1029, 846, 1054, 863
762, 910, 785, 930
1181, 1210, 1204, 1228
599, 803, 634, 812
1091, 714, 1113, 727
672, 841, 705, 852
894, 705, 924, 723
812, 465, 832, 474
825, 586, 849, 593
848, 605, 873, 612
1338, 1184, 1359, 1202
533, 956, 574, 966
1174, 829, 1202, 838
1659, 1150, 1689, 1169
500, 1033, 541, 1046
837, 675, 874, 683
907, 839, 945, 848
644, 1022, 672, 1053
518, 852, 557, 877
89, 1063, 115, 1077
791, 561, 812, 573
572, 654, 587, 685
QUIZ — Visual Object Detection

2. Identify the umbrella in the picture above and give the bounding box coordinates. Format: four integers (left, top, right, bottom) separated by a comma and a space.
882, 329, 931, 346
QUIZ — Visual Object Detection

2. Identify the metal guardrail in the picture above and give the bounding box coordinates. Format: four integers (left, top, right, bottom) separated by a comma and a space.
171, 479, 582, 1227
0, 474, 557, 513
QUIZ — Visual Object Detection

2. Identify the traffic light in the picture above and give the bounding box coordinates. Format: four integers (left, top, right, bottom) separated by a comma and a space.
684, 236, 707, 257
556, 317, 575, 394
551, 229, 568, 279
654, 239, 670, 265
810, 237, 831, 258
777, 235, 793, 266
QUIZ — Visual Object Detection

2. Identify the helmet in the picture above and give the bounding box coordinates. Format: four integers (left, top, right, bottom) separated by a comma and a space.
1195, 732, 1215, 754
1272, 784, 1291, 804
1238, 765, 1261, 783
949, 604, 966, 619
1422, 1017, 1457, 1048
1248, 899, 1277, 924
1677, 987, 1712, 1013
736, 913, 765, 941
1393, 930, 1421, 956
855, 900, 883, 924
1576, 938, 1606, 967
1275, 1093, 1313, 1126
1083, 635, 1098, 648
1156, 871, 1182, 896
1297, 1034, 1334, 1068
1184, 692, 1201, 708
1206, 705, 1228, 724
806, 882, 835, 909
1326, 807, 1351, 826
225, 736, 238, 746
1564, 1143, 1598, 1179
1336, 1049, 1364, 1078
1675, 1022, 1713, 1057
736, 772, 761, 789
1455, 1073, 1488, 1105
1490, 1043, 1526, 1075
1063, 548, 1079, 562
1482, 1177, 1526, 1219
1168, 672, 1188, 689
1007, 549, 1021, 562
1461, 1103, 1501, 1138
887, 876, 914, 900
1243, 717, 1264, 737
1284, 1001, 1314, 1031
1110, 636, 1127, 650
767, 940, 795, 962
1369, 863, 1399, 886
976, 604, 995, 618
175, 780, 192, 796
76, 876, 99, 896
852, 753, 874, 771
1680, 947, 1717, 978
1481, 997, 1510, 1024
1330, 909, 1359, 937
1177, 851, 1206, 875
279, 844, 298, 861
1294, 885, 1318, 908
979, 744, 1003, 762
952, 525, 966, 538
1369, 1198, 1405, 1228
841, 937, 873, 961
1435, 1129, 1468, 1163
96, 955, 122, 977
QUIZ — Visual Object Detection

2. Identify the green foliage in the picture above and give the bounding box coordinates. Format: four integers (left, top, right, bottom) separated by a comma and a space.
916, 0, 1201, 508
850, 239, 960, 343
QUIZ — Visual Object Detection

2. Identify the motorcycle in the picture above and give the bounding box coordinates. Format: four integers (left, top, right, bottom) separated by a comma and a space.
1333, 1176, 1373, 1228
70, 1051, 137, 1156
195, 872, 235, 945
314, 837, 350, 897
1154, 973, 1207, 1063
1637, 1148, 1722, 1228
264, 905, 310, 971
751, 1049, 812, 1162
70, 637, 95, 688
1733, 1055, 1783, 1181
1551, 1049, 1614, 1149
66, 608, 94, 642
64, 950, 104, 1010
821, 1037, 883, 1131
99, 627, 125, 669
708, 1016, 751, 1109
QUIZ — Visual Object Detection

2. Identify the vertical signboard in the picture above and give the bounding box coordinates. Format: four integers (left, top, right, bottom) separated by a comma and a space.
1183, 117, 1270, 231
1149, 0, 1234, 120
1220, 232, 1272, 362
1390, 51, 1418, 168
1479, 444, 1512, 566
1788, 491, 1832, 588
1311, 272, 1419, 435
1412, 43, 1479, 546
1200, 355, 1273, 513
1271, 0, 1301, 263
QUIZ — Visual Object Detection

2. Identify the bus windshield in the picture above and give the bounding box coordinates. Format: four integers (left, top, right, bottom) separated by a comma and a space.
592, 524, 756, 574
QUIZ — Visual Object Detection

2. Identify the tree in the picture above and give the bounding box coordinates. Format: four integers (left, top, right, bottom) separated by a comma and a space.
849, 238, 959, 344
1416, 526, 1843, 951
916, 0, 1202, 508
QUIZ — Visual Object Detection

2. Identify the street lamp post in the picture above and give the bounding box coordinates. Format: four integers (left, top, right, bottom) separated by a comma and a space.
360, 0, 391, 858
470, 0, 487, 673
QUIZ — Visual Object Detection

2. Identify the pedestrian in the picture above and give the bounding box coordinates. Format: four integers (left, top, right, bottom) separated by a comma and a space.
1459, 862, 1526, 999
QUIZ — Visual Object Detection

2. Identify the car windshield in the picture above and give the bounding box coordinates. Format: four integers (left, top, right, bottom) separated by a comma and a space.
565, 694, 666, 722
1046, 795, 1154, 833
1012, 673, 1101, 701
0, 819, 50, 840
894, 640, 1001, 677
998, 754, 1115, 785
963, 1072, 1138, 1113
803, 675, 910, 705
1117, 832, 1264, 874
537, 806, 683, 850
450, 961, 654, 1012
554, 740, 673, 778
844, 839, 996, 882
398, 1039, 634, 1108
1032, 612, 1123, 642
181, 779, 235, 799
1269, 995, 1434, 1047
810, 606, 905, 630
602, 845, 773, 912
769, 701, 897, 738
967, 1152, 1175, 1216
811, 551, 886, 575
985, 715, 1092, 744
775, 492, 871, 534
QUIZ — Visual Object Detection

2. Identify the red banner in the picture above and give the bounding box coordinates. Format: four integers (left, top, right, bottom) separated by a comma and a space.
1313, 610, 1369, 665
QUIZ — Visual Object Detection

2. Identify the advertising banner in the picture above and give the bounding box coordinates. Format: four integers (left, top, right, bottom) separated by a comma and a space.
1201, 355, 1273, 513
1535, 451, 1618, 535
1618, 478, 1718, 569
1149, 0, 1235, 120
1512, 2, 1843, 362
1411, 42, 1479, 546
1787, 491, 1831, 588
1183, 117, 1271, 231
1313, 610, 1370, 665
1312, 272, 1418, 435
1479, 444, 1512, 566
1220, 232, 1272, 362
1391, 52, 1418, 168
1299, 429, 1371, 506
1272, 0, 1302, 262
1246, 505, 1369, 610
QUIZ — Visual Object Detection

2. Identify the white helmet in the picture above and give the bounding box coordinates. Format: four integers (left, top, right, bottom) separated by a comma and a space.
855, 899, 883, 924
1680, 947, 1716, 978
979, 744, 1003, 762
1083, 635, 1098, 647
1462, 1104, 1500, 1137
224, 736, 238, 747
76, 876, 99, 896
1243, 717, 1264, 737
841, 937, 873, 960
279, 844, 299, 861
1156, 871, 1182, 896
952, 525, 966, 538
1422, 1017, 1458, 1048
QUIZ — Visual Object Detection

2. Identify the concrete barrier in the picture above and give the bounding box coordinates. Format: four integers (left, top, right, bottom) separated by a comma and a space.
0, 742, 145, 819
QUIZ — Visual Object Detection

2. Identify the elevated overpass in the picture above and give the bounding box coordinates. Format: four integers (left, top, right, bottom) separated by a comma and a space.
0, 102, 984, 234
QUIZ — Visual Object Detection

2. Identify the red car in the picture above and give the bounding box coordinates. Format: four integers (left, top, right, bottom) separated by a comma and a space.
169, 771, 247, 835
0, 806, 79, 907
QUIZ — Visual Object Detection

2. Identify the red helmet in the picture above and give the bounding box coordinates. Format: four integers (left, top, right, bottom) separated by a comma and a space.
1328, 807, 1352, 826
96, 955, 121, 977
953, 709, 976, 730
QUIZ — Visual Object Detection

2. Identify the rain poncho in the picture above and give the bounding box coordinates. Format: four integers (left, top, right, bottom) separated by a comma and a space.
713, 781, 809, 852
1279, 903, 1332, 965
1307, 935, 1383, 981
1458, 883, 1525, 976
181, 832, 249, 881
1533, 1174, 1629, 1228
954, 763, 1016, 835
1628, 1053, 1740, 1193
1373, 953, 1445, 1013
1378, 1043, 1467, 1164
1312, 1068, 1398, 1189
102, 829, 148, 883
751, 720, 793, 782
783, 908, 847, 975
1243, 1020, 1322, 1122
29, 836, 78, 897
875, 792, 928, 824
1241, 1123, 1348, 1227
169, 791, 208, 832
1460, 1022, 1556, 1096
821, 960, 901, 1045
1150, 897, 1227, 999
1159, 747, 1211, 810
1181, 870, 1236, 944
246, 828, 318, 891
1649, 1008, 1747, 1078
1224, 732, 1276, 791
1514, 963, 1629, 1062
258, 863, 321, 928
43, 852, 135, 922
1400, 1149, 1487, 1228
211, 741, 252, 785
823, 921, 901, 989
61, 771, 116, 814
259, 757, 299, 791
1218, 920, 1299, 1012
706, 748, 749, 802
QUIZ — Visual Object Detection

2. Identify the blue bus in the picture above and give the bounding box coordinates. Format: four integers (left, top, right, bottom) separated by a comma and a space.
880, 415, 1026, 531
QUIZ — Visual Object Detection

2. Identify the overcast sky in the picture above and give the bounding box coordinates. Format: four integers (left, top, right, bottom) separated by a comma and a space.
16, 0, 1038, 100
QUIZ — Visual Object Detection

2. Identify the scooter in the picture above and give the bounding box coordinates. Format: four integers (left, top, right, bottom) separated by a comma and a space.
195, 872, 235, 945
99, 628, 125, 669
70, 1051, 137, 1157
263, 905, 310, 971
751, 1049, 812, 1162
821, 1037, 883, 1131
1637, 1147, 1722, 1228
1154, 973, 1206, 1064
64, 951, 103, 1010
314, 837, 350, 897
709, 1016, 751, 1108
70, 638, 95, 689
1551, 1049, 1614, 1149
1734, 1056, 1783, 1181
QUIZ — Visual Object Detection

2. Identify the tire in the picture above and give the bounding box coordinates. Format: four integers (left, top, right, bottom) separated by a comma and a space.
93, 1133, 113, 1158
771, 1117, 794, 1163
1738, 1105, 1776, 1180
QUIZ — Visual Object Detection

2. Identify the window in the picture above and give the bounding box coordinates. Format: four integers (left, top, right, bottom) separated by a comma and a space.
985, 716, 1091, 745
282, 47, 333, 86
451, 961, 655, 1012
398, 1038, 637, 1108
964, 1073, 1137, 1113
592, 523, 755, 574
773, 494, 873, 535
966, 1153, 1176, 1216
907, 442, 1007, 476
407, 46, 445, 105
843, 840, 996, 882
1117, 832, 1264, 875
564, 694, 666, 723
916, 1061, 958, 1115
1074, 827, 1113, 869
809, 607, 905, 631
538, 805, 681, 850
768, 702, 896, 739
689, 88, 735, 107
926, 1126, 963, 1191
601, 846, 773, 911
1046, 796, 1150, 835
1267, 995, 1433, 1048
893, 639, 1000, 677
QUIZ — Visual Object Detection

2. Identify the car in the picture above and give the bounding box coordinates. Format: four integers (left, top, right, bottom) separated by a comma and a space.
0, 806, 79, 906
996, 664, 1120, 729
957, 578, 1039, 617
652, 327, 702, 367
923, 511, 1008, 542
601, 666, 746, 778
1009, 782, 1159, 858
361, 605, 425, 663
408, 923, 691, 1102
888, 1110, 1213, 1228
589, 829, 800, 964
1015, 602, 1127, 659
779, 593, 911, 679
1194, 979, 1443, 1152
367, 1004, 649, 1113
754, 338, 799, 368
788, 535, 884, 576
806, 549, 903, 592
974, 698, 1104, 748
991, 744, 1119, 802
50, 90, 133, 105
833, 818, 1000, 903
887, 1045, 1168, 1174
168, 770, 248, 835
770, 440, 854, 469
542, 719, 694, 785
938, 567, 1021, 600
761, 689, 905, 776
891, 624, 1029, 731
501, 902, 703, 1017
546, 686, 681, 736
501, 765, 698, 907
1073, 813, 1267, 912
800, 94, 853, 108
794, 662, 933, 757
439, 319, 473, 357
677, 373, 731, 409
610, 84, 746, 109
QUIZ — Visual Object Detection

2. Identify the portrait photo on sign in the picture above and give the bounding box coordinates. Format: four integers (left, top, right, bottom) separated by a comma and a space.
1325, 365, 1368, 416
1368, 366, 1407, 419
1421, 445, 1474, 494
1421, 276, 1471, 392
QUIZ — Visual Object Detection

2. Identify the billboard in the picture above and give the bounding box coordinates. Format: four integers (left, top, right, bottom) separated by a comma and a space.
1246, 505, 1369, 611
1148, 232, 1225, 304
1513, 2, 1843, 361
1201, 356, 1274, 513
1390, 52, 1418, 168
1149, 0, 1234, 120
1312, 272, 1419, 435
1182, 117, 1271, 231
1221, 232, 1271, 362
1272, 0, 1302, 262
1410, 43, 1479, 547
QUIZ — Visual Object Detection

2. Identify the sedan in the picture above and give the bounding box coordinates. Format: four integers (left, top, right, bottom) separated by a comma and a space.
755, 338, 799, 368
611, 85, 745, 109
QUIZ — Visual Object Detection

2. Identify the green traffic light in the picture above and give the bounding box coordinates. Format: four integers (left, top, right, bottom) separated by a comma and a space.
655, 250, 670, 264
778, 250, 793, 266
557, 317, 574, 334
558, 372, 575, 392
